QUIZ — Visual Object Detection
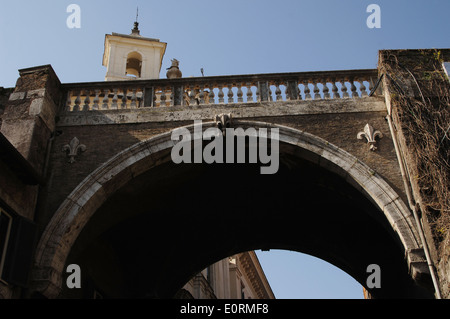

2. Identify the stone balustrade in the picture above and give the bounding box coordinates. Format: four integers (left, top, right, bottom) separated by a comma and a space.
62, 69, 380, 112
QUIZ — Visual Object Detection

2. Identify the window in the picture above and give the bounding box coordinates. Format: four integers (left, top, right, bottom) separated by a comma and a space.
0, 208, 12, 283
0, 210, 37, 287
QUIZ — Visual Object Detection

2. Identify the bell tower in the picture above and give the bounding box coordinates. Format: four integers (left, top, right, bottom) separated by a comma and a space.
102, 17, 167, 81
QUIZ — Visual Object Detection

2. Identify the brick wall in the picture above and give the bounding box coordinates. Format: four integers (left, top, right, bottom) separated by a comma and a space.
39, 108, 405, 231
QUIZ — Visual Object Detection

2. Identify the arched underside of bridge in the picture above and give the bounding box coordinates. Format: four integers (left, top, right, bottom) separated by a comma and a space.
31, 121, 433, 299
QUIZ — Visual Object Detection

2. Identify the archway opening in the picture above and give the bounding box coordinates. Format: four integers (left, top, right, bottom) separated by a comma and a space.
59, 143, 431, 299
178, 249, 364, 299
126, 51, 142, 78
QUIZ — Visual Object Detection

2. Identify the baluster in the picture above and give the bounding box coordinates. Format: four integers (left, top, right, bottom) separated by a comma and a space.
275, 83, 282, 101
340, 80, 349, 98
331, 79, 340, 99
66, 91, 72, 111
189, 87, 197, 106
256, 85, 260, 101
73, 91, 81, 112
160, 88, 167, 106
303, 81, 312, 100
170, 88, 174, 106
285, 83, 290, 100
218, 85, 225, 104
208, 86, 215, 104
111, 89, 118, 109
246, 83, 254, 102
359, 79, 368, 97
153, 90, 158, 107
82, 90, 90, 111
166, 87, 172, 106
137, 88, 144, 108
164, 86, 172, 106
199, 85, 205, 105
368, 78, 375, 95
102, 89, 110, 109
268, 86, 273, 101
92, 89, 100, 110
237, 84, 244, 103
121, 88, 128, 109
313, 81, 321, 100
322, 80, 330, 99
350, 79, 359, 98
227, 84, 234, 104
130, 88, 137, 108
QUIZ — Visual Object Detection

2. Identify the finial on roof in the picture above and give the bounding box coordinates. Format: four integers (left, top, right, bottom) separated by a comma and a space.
131, 7, 140, 35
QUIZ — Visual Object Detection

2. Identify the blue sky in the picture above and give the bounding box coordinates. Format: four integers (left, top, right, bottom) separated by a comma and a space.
1, 0, 449, 88
1, 0, 449, 299
255, 250, 364, 299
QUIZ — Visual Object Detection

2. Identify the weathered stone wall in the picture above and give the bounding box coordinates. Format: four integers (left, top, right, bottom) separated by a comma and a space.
0, 154, 39, 221
38, 95, 405, 234
1, 65, 62, 177
379, 48, 450, 298
0, 66, 61, 298
0, 87, 13, 128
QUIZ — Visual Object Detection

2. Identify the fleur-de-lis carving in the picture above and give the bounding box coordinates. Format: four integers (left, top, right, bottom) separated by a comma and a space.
357, 124, 383, 151
63, 137, 86, 163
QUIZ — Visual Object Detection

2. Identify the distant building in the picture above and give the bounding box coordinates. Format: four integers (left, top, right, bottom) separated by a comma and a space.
180, 252, 275, 299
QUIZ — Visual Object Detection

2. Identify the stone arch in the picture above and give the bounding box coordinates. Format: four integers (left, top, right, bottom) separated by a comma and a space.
31, 120, 422, 298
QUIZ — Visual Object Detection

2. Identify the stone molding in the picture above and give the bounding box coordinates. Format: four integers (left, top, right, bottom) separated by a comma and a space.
238, 251, 275, 299
57, 97, 386, 127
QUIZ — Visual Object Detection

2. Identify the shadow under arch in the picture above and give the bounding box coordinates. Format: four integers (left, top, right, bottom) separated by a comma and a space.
31, 120, 430, 299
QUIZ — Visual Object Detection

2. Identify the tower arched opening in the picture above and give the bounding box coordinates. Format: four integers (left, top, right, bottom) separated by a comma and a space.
125, 51, 142, 78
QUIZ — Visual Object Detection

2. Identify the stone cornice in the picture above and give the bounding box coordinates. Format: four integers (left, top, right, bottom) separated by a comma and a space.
57, 97, 386, 127
238, 251, 275, 299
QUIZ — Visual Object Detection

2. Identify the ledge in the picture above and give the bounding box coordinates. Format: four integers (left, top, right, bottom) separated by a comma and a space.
57, 96, 386, 127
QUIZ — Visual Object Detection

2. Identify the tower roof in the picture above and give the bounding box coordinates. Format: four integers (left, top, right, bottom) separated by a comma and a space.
109, 32, 161, 43
108, 11, 161, 43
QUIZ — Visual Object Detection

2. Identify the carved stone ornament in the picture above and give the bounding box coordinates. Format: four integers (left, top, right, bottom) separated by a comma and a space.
63, 137, 86, 163
166, 59, 182, 79
357, 124, 383, 151
214, 113, 232, 135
